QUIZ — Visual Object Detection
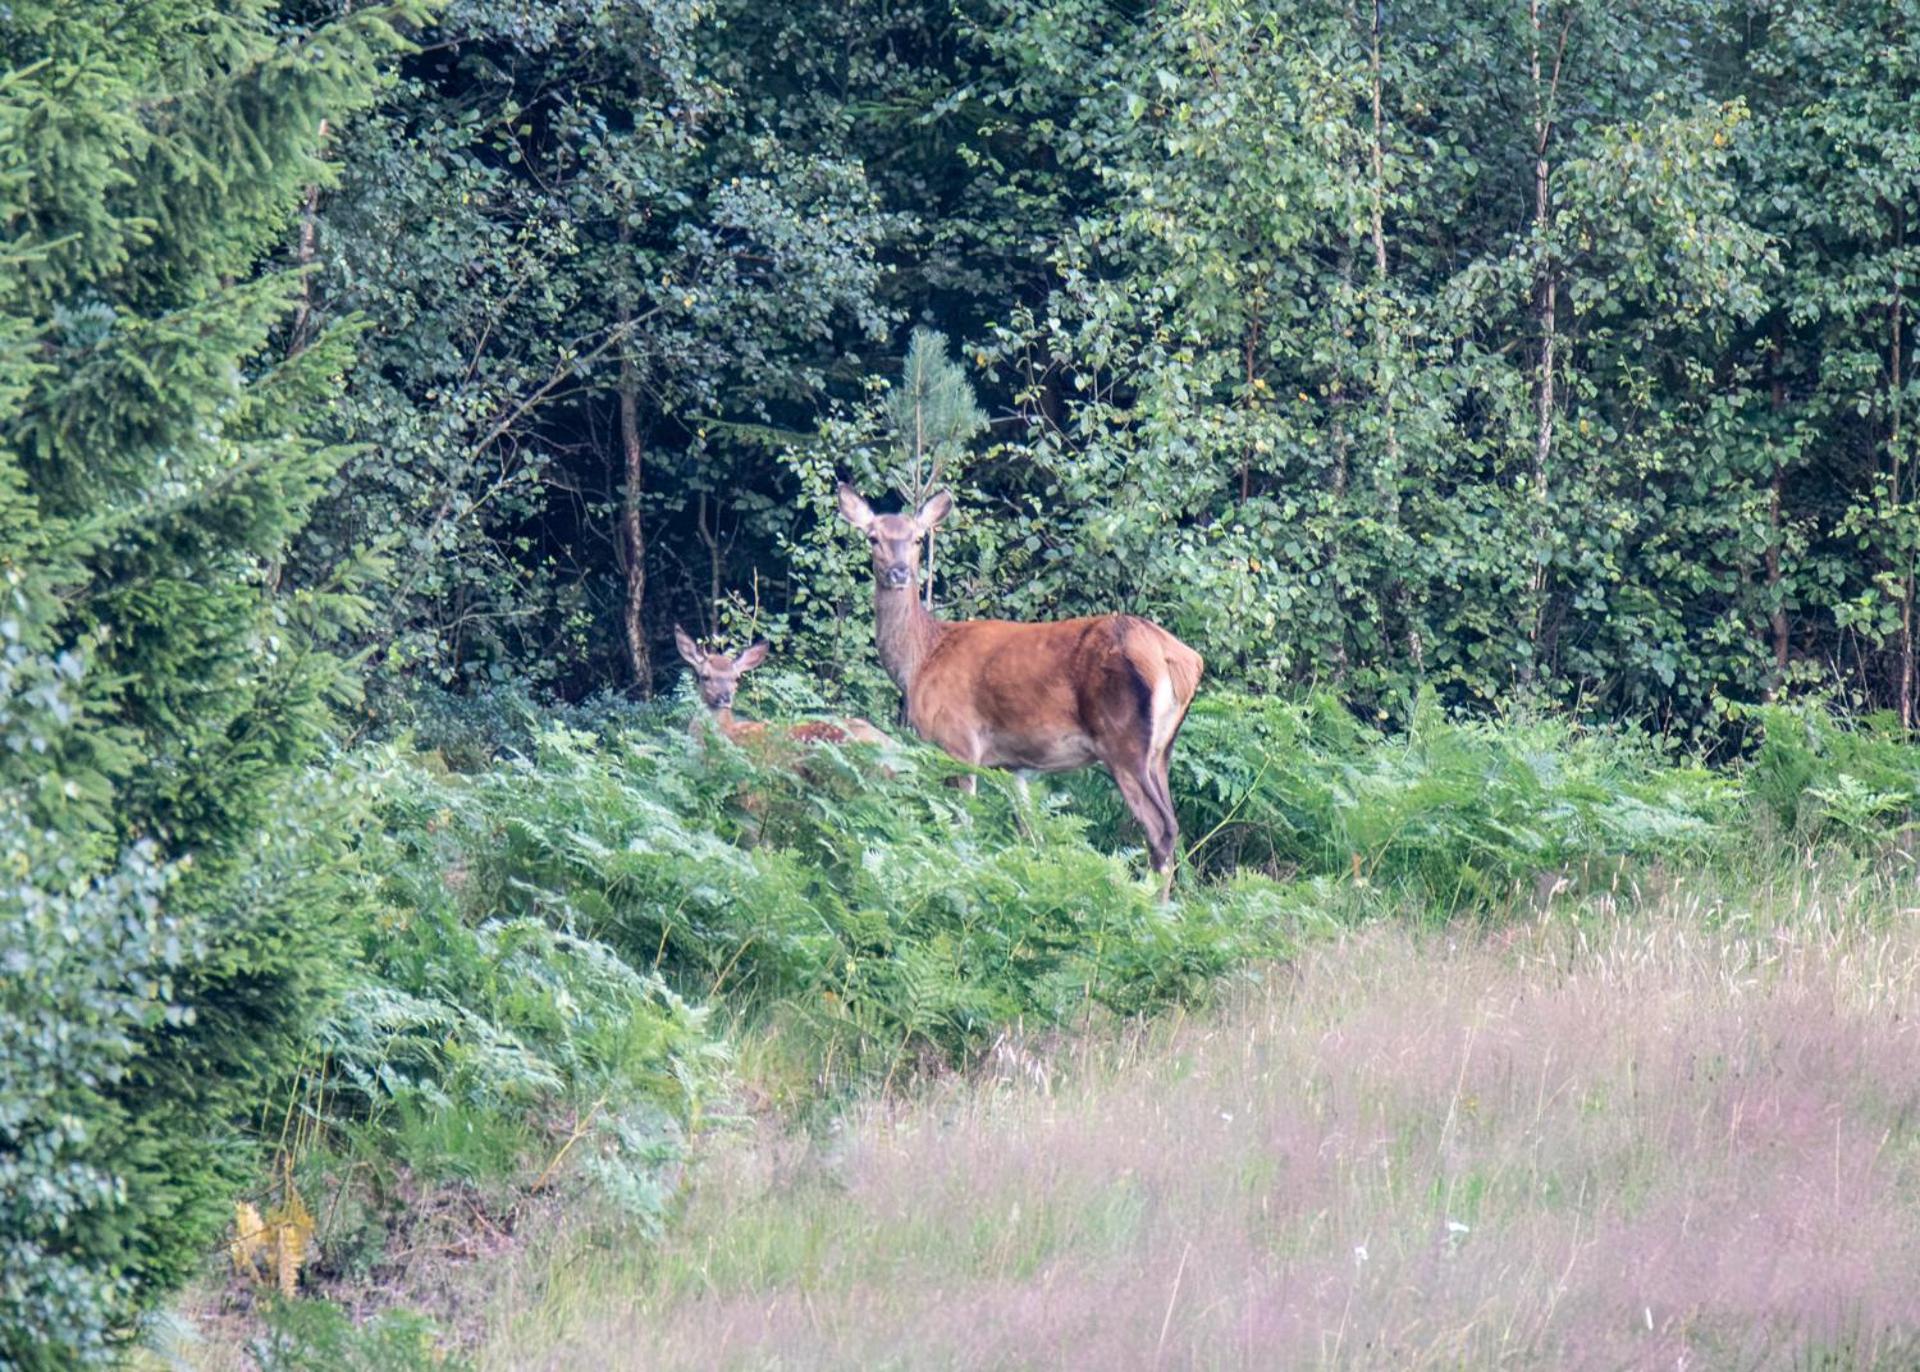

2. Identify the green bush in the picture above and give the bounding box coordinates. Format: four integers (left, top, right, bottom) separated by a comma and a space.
0, 822, 180, 1368
383, 721, 1288, 1089
0, 0, 421, 1354
1739, 700, 1920, 843
0, 683, 365, 1368
247, 1297, 464, 1372
366, 677, 668, 772
252, 748, 730, 1289
1066, 689, 1732, 908
310, 900, 725, 1225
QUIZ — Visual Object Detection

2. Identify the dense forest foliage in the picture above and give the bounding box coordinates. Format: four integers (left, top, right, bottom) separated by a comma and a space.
277, 0, 1920, 732
2, 0, 1918, 1363
12, 0, 1913, 727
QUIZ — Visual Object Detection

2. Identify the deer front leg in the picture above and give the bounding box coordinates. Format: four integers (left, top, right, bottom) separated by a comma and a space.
926, 722, 984, 795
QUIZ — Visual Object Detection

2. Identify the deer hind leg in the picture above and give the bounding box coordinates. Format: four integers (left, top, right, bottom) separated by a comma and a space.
936, 728, 983, 795
1144, 763, 1181, 901
1107, 759, 1176, 896
1140, 672, 1187, 897
1147, 687, 1193, 893
1144, 761, 1180, 895
997, 767, 1037, 842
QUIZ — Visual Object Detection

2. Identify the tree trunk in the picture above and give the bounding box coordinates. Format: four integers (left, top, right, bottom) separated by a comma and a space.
1368, 0, 1420, 670
1522, 1, 1570, 684
1893, 202, 1911, 729
618, 371, 650, 692
1241, 308, 1260, 503
1368, 0, 1396, 475
1768, 473, 1787, 682
907, 366, 940, 611
618, 346, 650, 694
1327, 245, 1353, 681
614, 208, 652, 695
697, 491, 723, 634
287, 119, 330, 357
1766, 316, 1789, 696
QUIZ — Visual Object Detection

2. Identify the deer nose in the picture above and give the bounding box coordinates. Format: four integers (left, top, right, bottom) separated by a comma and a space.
883, 565, 910, 588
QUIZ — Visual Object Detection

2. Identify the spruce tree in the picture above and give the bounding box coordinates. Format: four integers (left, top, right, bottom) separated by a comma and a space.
884, 328, 985, 607
0, 2, 420, 1361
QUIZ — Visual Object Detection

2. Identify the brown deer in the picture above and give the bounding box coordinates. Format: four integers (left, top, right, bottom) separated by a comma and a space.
673, 627, 889, 749
835, 484, 1203, 898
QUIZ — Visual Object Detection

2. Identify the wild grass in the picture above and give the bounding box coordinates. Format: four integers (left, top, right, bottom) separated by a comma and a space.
473, 853, 1920, 1370
163, 690, 1920, 1367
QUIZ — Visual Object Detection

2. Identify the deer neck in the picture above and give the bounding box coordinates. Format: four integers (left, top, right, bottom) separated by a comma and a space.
690, 705, 739, 740
873, 584, 942, 696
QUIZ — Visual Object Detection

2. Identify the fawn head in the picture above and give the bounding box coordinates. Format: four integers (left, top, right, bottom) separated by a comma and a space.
674, 626, 769, 711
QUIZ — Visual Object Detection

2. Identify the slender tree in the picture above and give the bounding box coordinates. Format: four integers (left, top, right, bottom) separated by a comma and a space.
884, 328, 986, 607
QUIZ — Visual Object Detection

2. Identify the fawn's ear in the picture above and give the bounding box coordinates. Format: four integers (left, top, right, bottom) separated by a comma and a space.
914, 489, 953, 534
836, 482, 875, 530
673, 625, 705, 668
735, 641, 770, 674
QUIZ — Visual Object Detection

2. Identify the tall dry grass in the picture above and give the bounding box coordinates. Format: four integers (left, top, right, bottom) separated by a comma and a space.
479, 857, 1920, 1370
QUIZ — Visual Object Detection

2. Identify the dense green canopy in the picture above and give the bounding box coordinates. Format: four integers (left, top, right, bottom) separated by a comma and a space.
0, 1, 419, 1360
290, 0, 1920, 735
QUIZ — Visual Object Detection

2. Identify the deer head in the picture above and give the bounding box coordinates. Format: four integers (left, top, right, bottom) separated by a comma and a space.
674, 626, 768, 712
836, 483, 951, 592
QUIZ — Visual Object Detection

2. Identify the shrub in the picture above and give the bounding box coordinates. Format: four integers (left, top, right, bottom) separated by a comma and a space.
0, 823, 181, 1369
310, 905, 725, 1226
383, 721, 1282, 1090
366, 677, 668, 772
255, 748, 730, 1294
0, 0, 420, 1352
0, 681, 365, 1368
1066, 689, 1732, 907
247, 1297, 464, 1372
1739, 700, 1920, 843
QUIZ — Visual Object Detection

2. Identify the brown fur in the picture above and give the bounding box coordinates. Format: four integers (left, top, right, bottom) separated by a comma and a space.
787, 718, 890, 745
836, 485, 1204, 897
674, 626, 890, 755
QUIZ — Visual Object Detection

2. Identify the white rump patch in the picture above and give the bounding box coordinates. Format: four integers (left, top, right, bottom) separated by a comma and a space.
1149, 676, 1178, 756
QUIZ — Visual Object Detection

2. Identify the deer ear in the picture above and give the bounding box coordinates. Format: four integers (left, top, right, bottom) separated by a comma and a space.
914, 489, 953, 534
836, 482, 875, 530
735, 641, 770, 673
673, 625, 704, 668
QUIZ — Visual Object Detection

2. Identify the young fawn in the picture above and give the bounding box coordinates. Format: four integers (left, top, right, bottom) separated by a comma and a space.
673, 627, 889, 750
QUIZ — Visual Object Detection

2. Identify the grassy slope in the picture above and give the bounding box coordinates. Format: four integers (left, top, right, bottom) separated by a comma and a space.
477, 858, 1920, 1370
162, 692, 1920, 1368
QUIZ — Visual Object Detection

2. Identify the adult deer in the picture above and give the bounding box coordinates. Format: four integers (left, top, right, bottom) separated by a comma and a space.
835, 484, 1203, 898
673, 627, 889, 748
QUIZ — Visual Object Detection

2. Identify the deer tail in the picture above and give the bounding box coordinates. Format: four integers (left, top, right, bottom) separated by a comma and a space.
1164, 638, 1203, 711
1118, 618, 1203, 761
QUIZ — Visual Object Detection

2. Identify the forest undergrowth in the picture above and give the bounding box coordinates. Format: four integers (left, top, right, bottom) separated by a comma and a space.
148, 687, 1920, 1369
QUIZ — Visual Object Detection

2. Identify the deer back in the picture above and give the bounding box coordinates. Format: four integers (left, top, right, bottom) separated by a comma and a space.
909, 613, 1202, 773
